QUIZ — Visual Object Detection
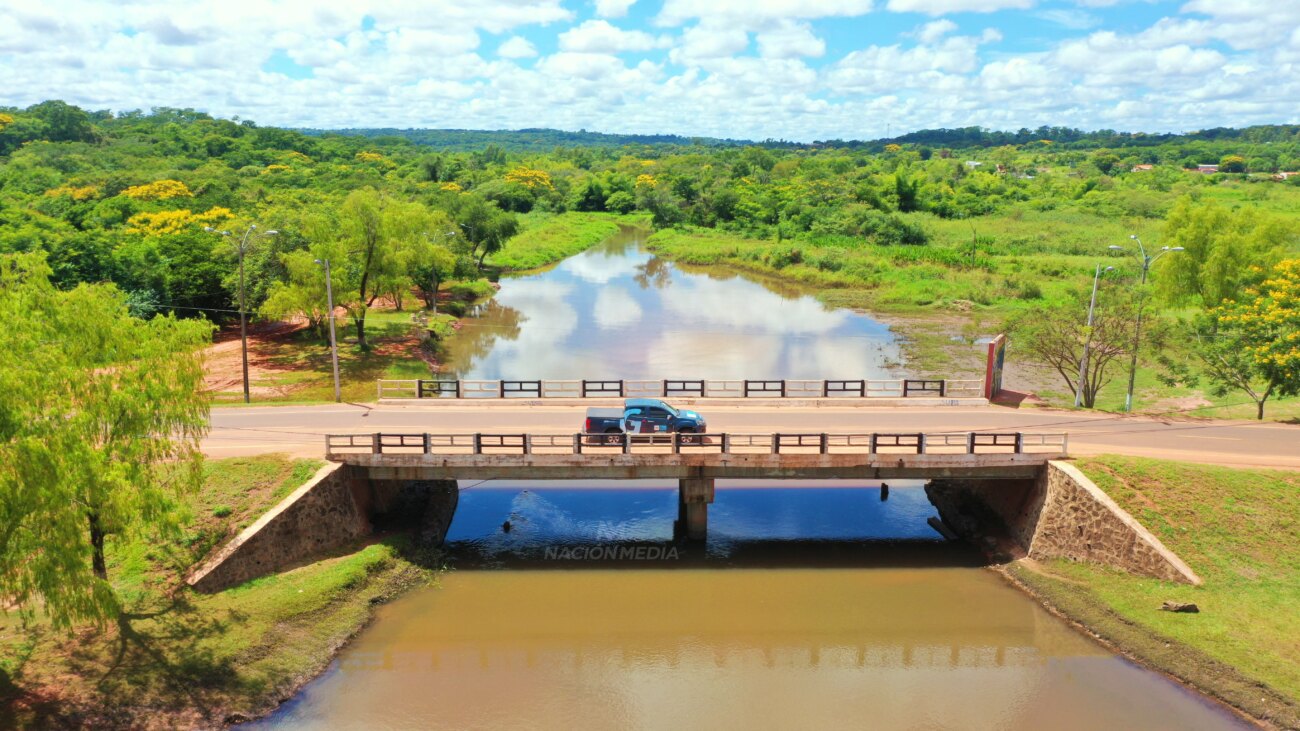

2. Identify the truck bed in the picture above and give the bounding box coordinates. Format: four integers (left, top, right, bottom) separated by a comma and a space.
585, 408, 624, 419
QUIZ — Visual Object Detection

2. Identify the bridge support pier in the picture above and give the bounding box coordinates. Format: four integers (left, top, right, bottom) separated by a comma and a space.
676, 478, 715, 542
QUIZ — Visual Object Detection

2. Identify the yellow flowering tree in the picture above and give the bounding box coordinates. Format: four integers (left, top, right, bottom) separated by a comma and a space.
125, 207, 233, 236
1168, 259, 1300, 419
0, 112, 13, 131
44, 184, 101, 201
355, 151, 393, 168
504, 166, 554, 190
121, 179, 194, 201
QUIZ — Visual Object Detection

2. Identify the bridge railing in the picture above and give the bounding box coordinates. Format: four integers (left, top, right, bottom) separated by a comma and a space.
376, 377, 984, 401
325, 431, 1068, 458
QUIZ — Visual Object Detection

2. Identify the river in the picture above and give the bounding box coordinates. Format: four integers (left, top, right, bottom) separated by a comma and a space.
440, 225, 902, 379
248, 228, 1249, 730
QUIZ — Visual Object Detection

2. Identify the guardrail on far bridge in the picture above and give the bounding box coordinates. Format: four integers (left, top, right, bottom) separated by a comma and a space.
377, 377, 986, 401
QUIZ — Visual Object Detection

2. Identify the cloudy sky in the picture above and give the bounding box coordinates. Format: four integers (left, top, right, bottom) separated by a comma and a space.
2, 0, 1297, 141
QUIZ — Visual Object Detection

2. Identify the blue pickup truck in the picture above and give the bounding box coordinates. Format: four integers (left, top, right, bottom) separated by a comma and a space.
584, 399, 707, 440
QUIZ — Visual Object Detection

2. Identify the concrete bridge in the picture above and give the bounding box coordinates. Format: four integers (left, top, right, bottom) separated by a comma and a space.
186, 430, 1201, 593
327, 431, 1068, 542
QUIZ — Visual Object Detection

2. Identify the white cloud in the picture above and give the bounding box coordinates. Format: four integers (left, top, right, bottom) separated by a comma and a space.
558, 20, 667, 53
594, 0, 638, 18
915, 19, 956, 44
756, 21, 826, 58
2, 0, 1299, 143
1035, 9, 1099, 29
669, 22, 750, 65
388, 28, 480, 56
497, 36, 538, 58
886, 0, 1033, 15
657, 0, 874, 28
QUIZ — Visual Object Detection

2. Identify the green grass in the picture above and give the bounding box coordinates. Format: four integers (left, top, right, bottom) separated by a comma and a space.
0, 455, 436, 728
1012, 455, 1300, 725
489, 211, 644, 270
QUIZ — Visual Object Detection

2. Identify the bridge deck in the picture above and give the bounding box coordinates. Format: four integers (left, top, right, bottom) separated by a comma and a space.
329, 431, 1067, 480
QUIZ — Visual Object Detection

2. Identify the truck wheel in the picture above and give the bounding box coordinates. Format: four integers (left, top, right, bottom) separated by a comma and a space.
604, 428, 622, 445
679, 428, 697, 445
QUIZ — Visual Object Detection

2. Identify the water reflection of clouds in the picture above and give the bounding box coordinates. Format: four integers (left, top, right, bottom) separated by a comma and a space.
488, 279, 581, 378
561, 250, 646, 285
660, 274, 854, 335
461, 237, 903, 380
592, 287, 642, 330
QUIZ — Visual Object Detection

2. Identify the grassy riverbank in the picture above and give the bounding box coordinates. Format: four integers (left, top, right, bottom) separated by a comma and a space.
645, 220, 1300, 419
0, 455, 437, 729
489, 211, 647, 271
1009, 455, 1300, 729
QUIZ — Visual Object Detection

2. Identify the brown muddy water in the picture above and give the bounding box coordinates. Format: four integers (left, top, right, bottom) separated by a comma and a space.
248, 483, 1250, 730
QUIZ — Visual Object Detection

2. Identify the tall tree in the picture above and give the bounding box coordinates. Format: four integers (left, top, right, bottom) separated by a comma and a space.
261, 192, 438, 348
1156, 198, 1296, 306
0, 253, 211, 627
1161, 259, 1300, 419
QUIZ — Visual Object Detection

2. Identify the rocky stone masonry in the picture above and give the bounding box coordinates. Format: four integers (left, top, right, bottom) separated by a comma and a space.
1027, 461, 1201, 585
926, 461, 1200, 585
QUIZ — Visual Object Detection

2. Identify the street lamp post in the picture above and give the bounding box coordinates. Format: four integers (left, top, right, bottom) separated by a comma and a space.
206, 224, 277, 404
1109, 236, 1185, 412
315, 258, 341, 403
1075, 264, 1115, 408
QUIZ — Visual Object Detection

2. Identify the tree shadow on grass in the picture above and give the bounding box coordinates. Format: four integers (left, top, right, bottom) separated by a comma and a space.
51, 595, 252, 725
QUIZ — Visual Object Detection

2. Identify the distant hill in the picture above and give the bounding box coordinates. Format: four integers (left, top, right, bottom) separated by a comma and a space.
300, 123, 1300, 153
296, 127, 792, 151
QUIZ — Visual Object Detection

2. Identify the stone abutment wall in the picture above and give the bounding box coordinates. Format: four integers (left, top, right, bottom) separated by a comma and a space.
187, 463, 458, 593
927, 461, 1200, 585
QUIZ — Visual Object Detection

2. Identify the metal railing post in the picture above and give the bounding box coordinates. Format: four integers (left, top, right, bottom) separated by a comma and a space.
673, 432, 682, 454
781, 380, 787, 398
622, 432, 630, 454
819, 433, 828, 454
721, 433, 730, 453
940, 380, 947, 397
1015, 432, 1024, 454
455, 380, 462, 399
918, 433, 926, 454
773, 433, 781, 454
870, 433, 879, 453
967, 433, 976, 453
473, 433, 482, 454
574, 433, 582, 454
372, 433, 381, 454
423, 433, 431, 454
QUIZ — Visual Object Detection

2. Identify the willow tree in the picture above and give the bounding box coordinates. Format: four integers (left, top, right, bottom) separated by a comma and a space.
262, 191, 441, 348
0, 253, 211, 627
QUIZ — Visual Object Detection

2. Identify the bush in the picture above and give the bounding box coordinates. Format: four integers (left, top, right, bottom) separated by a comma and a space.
447, 278, 495, 301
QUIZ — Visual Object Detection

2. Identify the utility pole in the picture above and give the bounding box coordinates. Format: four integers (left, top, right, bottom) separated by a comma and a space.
1075, 264, 1113, 408
1110, 236, 1184, 412
317, 258, 342, 403
207, 224, 276, 404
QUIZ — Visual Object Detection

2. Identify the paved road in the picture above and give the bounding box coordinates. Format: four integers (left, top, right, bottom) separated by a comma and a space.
205, 402, 1300, 469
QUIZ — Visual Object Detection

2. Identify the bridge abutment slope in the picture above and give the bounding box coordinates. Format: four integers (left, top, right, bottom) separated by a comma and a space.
927, 461, 1200, 585
187, 463, 457, 593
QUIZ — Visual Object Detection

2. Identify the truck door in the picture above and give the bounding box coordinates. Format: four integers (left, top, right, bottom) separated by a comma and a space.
643, 406, 673, 433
